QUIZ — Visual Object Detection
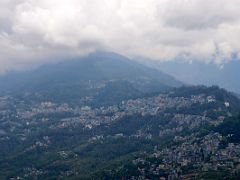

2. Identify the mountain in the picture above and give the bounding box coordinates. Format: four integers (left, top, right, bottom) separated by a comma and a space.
144, 59, 240, 94
1, 52, 240, 179
0, 52, 182, 106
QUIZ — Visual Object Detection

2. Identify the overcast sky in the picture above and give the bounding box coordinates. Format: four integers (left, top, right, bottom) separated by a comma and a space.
0, 0, 240, 73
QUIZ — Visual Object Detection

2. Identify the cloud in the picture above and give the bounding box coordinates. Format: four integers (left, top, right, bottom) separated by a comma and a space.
0, 0, 240, 73
160, 0, 240, 30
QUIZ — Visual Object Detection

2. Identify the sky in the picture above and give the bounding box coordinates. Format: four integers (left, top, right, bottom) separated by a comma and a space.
1, 0, 240, 73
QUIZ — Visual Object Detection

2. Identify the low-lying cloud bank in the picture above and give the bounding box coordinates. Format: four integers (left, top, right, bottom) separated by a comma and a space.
1, 0, 240, 73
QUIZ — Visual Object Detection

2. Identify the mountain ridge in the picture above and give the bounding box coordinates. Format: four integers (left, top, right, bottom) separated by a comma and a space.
138, 58, 240, 94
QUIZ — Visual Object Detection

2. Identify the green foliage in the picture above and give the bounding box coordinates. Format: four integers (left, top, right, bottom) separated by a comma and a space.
215, 114, 240, 143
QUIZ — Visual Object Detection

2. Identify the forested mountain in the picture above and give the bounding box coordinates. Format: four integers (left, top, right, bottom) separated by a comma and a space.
0, 52, 182, 105
0, 52, 240, 179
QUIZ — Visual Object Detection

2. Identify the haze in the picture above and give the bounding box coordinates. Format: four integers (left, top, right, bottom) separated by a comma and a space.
1, 0, 240, 73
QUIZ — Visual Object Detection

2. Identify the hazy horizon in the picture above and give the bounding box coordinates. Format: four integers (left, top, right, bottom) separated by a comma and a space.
0, 0, 240, 73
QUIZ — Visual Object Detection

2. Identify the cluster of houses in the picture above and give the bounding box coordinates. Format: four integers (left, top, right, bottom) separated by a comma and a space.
132, 133, 240, 179
0, 91, 236, 179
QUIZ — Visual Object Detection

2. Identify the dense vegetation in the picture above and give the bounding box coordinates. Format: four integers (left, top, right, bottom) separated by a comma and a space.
215, 115, 240, 143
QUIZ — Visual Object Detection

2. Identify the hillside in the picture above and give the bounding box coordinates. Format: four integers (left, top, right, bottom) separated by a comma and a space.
0, 85, 240, 179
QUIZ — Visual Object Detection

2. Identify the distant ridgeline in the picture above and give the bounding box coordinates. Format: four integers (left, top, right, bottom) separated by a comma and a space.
155, 59, 240, 94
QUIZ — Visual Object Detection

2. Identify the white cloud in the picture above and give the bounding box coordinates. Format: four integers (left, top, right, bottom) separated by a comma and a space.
159, 0, 240, 30
0, 0, 240, 73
